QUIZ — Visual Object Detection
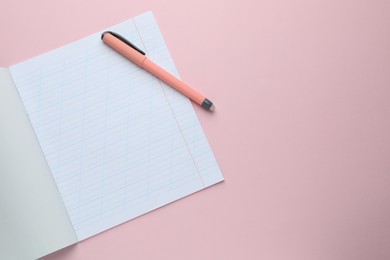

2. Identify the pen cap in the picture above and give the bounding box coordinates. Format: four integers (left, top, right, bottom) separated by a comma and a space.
102, 32, 146, 66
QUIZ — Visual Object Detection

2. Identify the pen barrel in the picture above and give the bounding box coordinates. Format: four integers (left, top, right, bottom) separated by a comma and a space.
103, 33, 146, 66
142, 58, 205, 105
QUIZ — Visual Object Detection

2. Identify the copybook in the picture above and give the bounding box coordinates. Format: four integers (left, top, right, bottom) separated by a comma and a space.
0, 11, 223, 260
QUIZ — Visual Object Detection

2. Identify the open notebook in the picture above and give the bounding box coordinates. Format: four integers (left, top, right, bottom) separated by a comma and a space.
0, 11, 223, 260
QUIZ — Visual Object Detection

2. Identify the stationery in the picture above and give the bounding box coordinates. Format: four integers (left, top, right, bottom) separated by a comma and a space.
101, 31, 215, 111
0, 11, 223, 260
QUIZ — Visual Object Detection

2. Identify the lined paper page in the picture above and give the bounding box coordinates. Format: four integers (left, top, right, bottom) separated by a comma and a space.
10, 11, 223, 240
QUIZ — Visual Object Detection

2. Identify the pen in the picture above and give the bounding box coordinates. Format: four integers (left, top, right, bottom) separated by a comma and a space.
101, 31, 215, 111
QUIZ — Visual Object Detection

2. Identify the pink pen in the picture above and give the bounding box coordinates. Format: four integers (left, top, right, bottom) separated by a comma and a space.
101, 31, 215, 111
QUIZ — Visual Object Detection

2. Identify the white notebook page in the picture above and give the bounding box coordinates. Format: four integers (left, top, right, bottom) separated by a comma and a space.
10, 11, 223, 240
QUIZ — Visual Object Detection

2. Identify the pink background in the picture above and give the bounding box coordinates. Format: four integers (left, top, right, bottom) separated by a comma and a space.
1, 1, 390, 259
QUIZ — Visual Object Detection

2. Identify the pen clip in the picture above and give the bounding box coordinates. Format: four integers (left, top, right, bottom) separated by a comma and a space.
101, 31, 146, 55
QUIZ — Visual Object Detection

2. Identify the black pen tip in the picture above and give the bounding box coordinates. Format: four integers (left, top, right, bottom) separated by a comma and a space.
201, 98, 214, 112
